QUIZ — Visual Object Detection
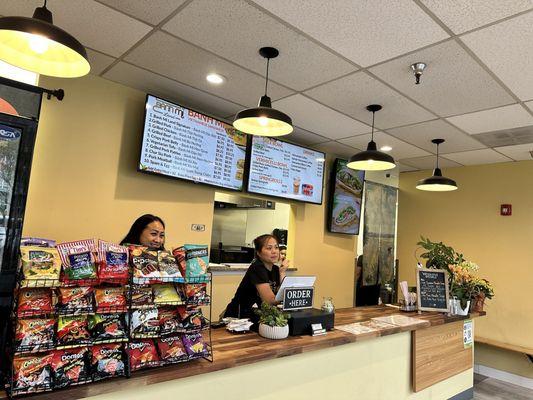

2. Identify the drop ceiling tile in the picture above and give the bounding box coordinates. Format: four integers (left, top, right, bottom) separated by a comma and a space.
526, 100, 533, 112
312, 141, 359, 158
287, 126, 329, 146
387, 119, 486, 153
251, 0, 448, 66
444, 148, 512, 165
420, 0, 533, 34
494, 143, 533, 160
124, 31, 293, 107
305, 72, 436, 128
97, 0, 186, 25
86, 48, 115, 75
400, 155, 461, 170
103, 62, 243, 119
273, 94, 370, 140
369, 40, 514, 116
461, 12, 533, 101
446, 104, 533, 134
163, 0, 357, 91
398, 163, 419, 172
338, 132, 430, 159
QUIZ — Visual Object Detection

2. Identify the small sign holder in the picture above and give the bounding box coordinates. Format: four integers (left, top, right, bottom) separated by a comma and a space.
282, 286, 314, 311
416, 268, 450, 313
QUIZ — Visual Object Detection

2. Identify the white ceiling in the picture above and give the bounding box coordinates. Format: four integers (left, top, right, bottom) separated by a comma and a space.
2, 0, 533, 171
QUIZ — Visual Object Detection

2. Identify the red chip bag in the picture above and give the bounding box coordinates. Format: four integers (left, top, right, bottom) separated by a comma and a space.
17, 288, 52, 317
57, 316, 91, 347
94, 287, 126, 313
51, 347, 89, 388
15, 319, 55, 353
157, 336, 187, 364
128, 340, 159, 371
13, 354, 53, 394
91, 343, 125, 381
97, 240, 129, 283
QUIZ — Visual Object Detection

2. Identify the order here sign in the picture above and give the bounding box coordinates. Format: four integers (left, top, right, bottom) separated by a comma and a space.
282, 287, 314, 311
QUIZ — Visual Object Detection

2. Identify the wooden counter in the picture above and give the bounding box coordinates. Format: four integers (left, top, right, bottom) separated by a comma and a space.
3, 306, 484, 400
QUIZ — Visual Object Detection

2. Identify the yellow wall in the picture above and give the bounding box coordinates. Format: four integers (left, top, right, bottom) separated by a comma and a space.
397, 161, 533, 377
23, 74, 358, 315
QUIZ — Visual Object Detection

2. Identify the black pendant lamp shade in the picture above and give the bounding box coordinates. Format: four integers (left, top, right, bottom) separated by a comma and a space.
0, 0, 90, 78
347, 104, 396, 171
233, 47, 293, 136
416, 139, 458, 192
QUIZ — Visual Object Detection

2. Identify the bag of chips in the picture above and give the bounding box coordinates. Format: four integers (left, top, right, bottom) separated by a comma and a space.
173, 245, 208, 279
57, 316, 91, 347
177, 306, 208, 331
20, 246, 61, 287
182, 333, 208, 357
97, 240, 129, 283
128, 340, 160, 371
157, 336, 187, 364
15, 319, 55, 353
130, 246, 160, 284
57, 286, 94, 315
94, 287, 126, 313
13, 354, 53, 394
130, 308, 159, 338
17, 288, 53, 317
182, 283, 209, 305
158, 308, 184, 336
131, 285, 154, 309
158, 250, 182, 279
153, 284, 181, 305
91, 344, 125, 381
20, 237, 56, 247
51, 347, 89, 388
88, 314, 127, 343
57, 240, 98, 281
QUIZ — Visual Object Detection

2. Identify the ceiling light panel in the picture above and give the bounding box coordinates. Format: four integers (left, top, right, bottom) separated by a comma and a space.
305, 72, 435, 128
369, 40, 514, 117
251, 0, 448, 66
163, 0, 356, 91
461, 12, 533, 101
446, 104, 533, 134
124, 31, 293, 107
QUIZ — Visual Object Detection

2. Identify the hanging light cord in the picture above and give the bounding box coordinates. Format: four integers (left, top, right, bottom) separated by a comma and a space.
43, 0, 47, 7
264, 58, 270, 96
436, 143, 440, 169
371, 110, 375, 141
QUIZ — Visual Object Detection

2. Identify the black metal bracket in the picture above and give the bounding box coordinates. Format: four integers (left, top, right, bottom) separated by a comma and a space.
0, 76, 64, 101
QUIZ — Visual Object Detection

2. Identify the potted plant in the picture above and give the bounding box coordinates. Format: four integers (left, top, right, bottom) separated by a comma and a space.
417, 236, 464, 273
255, 302, 289, 340
470, 278, 494, 313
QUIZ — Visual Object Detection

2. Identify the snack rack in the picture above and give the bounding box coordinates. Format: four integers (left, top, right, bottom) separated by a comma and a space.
5, 268, 213, 397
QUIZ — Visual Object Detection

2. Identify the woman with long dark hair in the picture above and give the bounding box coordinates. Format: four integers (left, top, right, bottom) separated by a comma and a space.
120, 214, 166, 249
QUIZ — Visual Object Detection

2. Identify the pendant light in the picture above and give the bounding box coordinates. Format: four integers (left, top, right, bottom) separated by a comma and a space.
416, 139, 458, 192
347, 104, 396, 171
0, 0, 90, 78
233, 47, 293, 136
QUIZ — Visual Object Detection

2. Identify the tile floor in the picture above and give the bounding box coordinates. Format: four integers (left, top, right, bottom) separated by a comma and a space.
474, 374, 533, 399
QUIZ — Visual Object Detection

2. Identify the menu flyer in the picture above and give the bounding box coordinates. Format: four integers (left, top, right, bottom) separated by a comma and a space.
248, 137, 325, 204
140, 95, 247, 190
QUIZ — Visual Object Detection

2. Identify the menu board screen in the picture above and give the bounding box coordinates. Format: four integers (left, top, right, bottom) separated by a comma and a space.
247, 136, 325, 204
139, 95, 247, 190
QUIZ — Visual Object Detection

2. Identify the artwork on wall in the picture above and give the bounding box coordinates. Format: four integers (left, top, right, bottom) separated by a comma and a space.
327, 158, 365, 235
362, 182, 398, 287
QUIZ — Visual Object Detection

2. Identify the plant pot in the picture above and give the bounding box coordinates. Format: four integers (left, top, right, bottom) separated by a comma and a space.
470, 294, 485, 313
258, 323, 289, 340
449, 299, 470, 316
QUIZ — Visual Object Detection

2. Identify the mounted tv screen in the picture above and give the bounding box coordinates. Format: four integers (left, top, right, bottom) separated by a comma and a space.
247, 136, 325, 204
139, 95, 247, 191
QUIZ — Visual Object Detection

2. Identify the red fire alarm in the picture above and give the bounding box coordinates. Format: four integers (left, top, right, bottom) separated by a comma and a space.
501, 204, 512, 216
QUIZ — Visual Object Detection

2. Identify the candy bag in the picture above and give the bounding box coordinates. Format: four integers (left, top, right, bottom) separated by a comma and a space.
51, 347, 89, 388
158, 307, 184, 336
128, 340, 159, 371
17, 288, 52, 317
91, 343, 125, 381
57, 239, 98, 281
15, 319, 55, 353
131, 285, 154, 308
173, 245, 208, 278
130, 308, 159, 338
13, 354, 53, 394
88, 314, 127, 343
182, 333, 208, 357
157, 336, 187, 364
20, 246, 61, 286
97, 240, 129, 283
57, 316, 91, 346
94, 287, 126, 313
57, 286, 94, 315
153, 284, 181, 304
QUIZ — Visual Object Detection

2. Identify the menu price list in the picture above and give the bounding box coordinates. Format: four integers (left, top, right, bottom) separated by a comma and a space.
248, 137, 325, 204
140, 96, 245, 190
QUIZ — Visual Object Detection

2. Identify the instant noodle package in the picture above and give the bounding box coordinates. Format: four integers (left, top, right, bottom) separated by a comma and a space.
57, 239, 98, 282
20, 246, 61, 286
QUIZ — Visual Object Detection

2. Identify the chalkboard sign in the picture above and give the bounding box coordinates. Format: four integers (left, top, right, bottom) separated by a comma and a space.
416, 268, 450, 312
282, 287, 314, 311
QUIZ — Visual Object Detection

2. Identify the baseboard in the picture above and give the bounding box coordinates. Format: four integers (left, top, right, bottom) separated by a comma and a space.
448, 387, 473, 400
474, 364, 533, 390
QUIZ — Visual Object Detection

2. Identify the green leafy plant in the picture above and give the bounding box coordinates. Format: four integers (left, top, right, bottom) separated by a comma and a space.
254, 302, 289, 327
417, 236, 464, 272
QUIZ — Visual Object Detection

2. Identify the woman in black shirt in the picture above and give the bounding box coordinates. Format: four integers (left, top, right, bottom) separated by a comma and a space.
224, 234, 289, 321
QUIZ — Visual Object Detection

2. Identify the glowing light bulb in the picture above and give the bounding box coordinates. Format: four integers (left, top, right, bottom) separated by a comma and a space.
29, 34, 49, 54
368, 159, 374, 163
258, 117, 269, 126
